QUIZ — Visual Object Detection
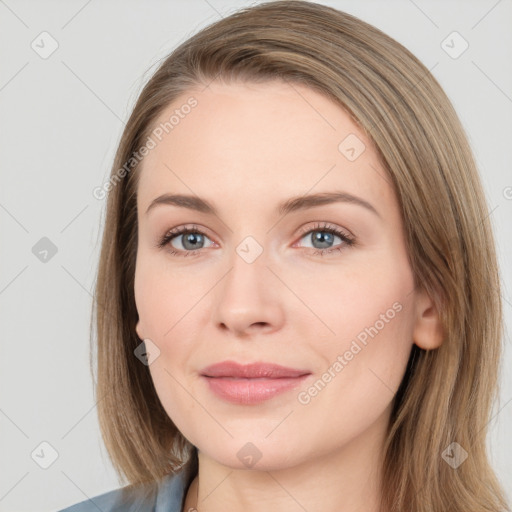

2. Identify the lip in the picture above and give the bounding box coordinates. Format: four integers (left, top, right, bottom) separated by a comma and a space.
201, 361, 310, 379
200, 361, 311, 405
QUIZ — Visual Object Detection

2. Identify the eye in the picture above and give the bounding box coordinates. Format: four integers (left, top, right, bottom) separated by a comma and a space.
295, 222, 355, 256
157, 224, 215, 257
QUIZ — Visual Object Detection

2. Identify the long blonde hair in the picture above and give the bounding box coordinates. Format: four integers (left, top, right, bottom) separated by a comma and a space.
91, 1, 509, 510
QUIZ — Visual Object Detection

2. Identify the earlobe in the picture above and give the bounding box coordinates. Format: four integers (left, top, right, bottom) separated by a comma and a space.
135, 320, 144, 340
413, 289, 445, 350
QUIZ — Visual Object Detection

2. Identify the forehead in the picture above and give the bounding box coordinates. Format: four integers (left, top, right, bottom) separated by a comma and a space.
136, 80, 393, 215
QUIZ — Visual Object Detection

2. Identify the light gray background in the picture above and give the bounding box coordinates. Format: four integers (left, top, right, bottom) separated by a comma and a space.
0, 1, 511, 510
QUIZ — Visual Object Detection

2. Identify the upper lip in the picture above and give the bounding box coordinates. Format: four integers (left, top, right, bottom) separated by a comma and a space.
200, 361, 311, 379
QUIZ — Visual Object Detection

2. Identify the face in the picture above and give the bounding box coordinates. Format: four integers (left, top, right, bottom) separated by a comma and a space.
134, 80, 426, 471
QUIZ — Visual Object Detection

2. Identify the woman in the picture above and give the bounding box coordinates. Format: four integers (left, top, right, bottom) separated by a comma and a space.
59, 1, 510, 511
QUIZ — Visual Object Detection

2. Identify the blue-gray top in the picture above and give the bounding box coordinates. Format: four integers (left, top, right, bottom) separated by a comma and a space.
57, 461, 196, 512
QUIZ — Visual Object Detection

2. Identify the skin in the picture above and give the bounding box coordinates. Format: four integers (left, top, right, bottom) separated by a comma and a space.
134, 80, 443, 512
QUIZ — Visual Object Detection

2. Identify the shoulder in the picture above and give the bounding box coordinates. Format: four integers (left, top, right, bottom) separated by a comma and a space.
56, 479, 160, 512
57, 462, 196, 512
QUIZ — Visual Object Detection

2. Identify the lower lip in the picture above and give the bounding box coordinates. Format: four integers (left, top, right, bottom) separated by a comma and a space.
202, 375, 310, 405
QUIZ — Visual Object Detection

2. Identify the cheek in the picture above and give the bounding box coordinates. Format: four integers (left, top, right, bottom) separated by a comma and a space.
147, 357, 207, 451
134, 253, 202, 339
134, 257, 205, 422
293, 252, 416, 407
291, 300, 414, 457
135, 268, 198, 435
285, 253, 414, 346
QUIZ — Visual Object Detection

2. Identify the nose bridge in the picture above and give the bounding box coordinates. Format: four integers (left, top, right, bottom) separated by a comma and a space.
224, 232, 271, 307
211, 232, 283, 335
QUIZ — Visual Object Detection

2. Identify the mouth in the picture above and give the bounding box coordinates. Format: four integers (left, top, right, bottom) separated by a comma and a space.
200, 361, 312, 405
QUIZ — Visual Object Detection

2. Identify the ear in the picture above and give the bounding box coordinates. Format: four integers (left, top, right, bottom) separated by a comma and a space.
135, 319, 144, 340
413, 287, 444, 350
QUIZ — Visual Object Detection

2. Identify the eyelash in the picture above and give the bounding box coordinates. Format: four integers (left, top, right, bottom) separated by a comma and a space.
156, 222, 355, 258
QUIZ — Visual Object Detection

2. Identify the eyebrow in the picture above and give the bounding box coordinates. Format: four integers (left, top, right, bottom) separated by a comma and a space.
145, 191, 381, 218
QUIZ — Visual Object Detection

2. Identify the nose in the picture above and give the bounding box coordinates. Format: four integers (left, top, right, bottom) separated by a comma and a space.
211, 243, 285, 338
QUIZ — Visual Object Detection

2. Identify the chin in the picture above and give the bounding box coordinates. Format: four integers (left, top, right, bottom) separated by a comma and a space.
197, 434, 308, 472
